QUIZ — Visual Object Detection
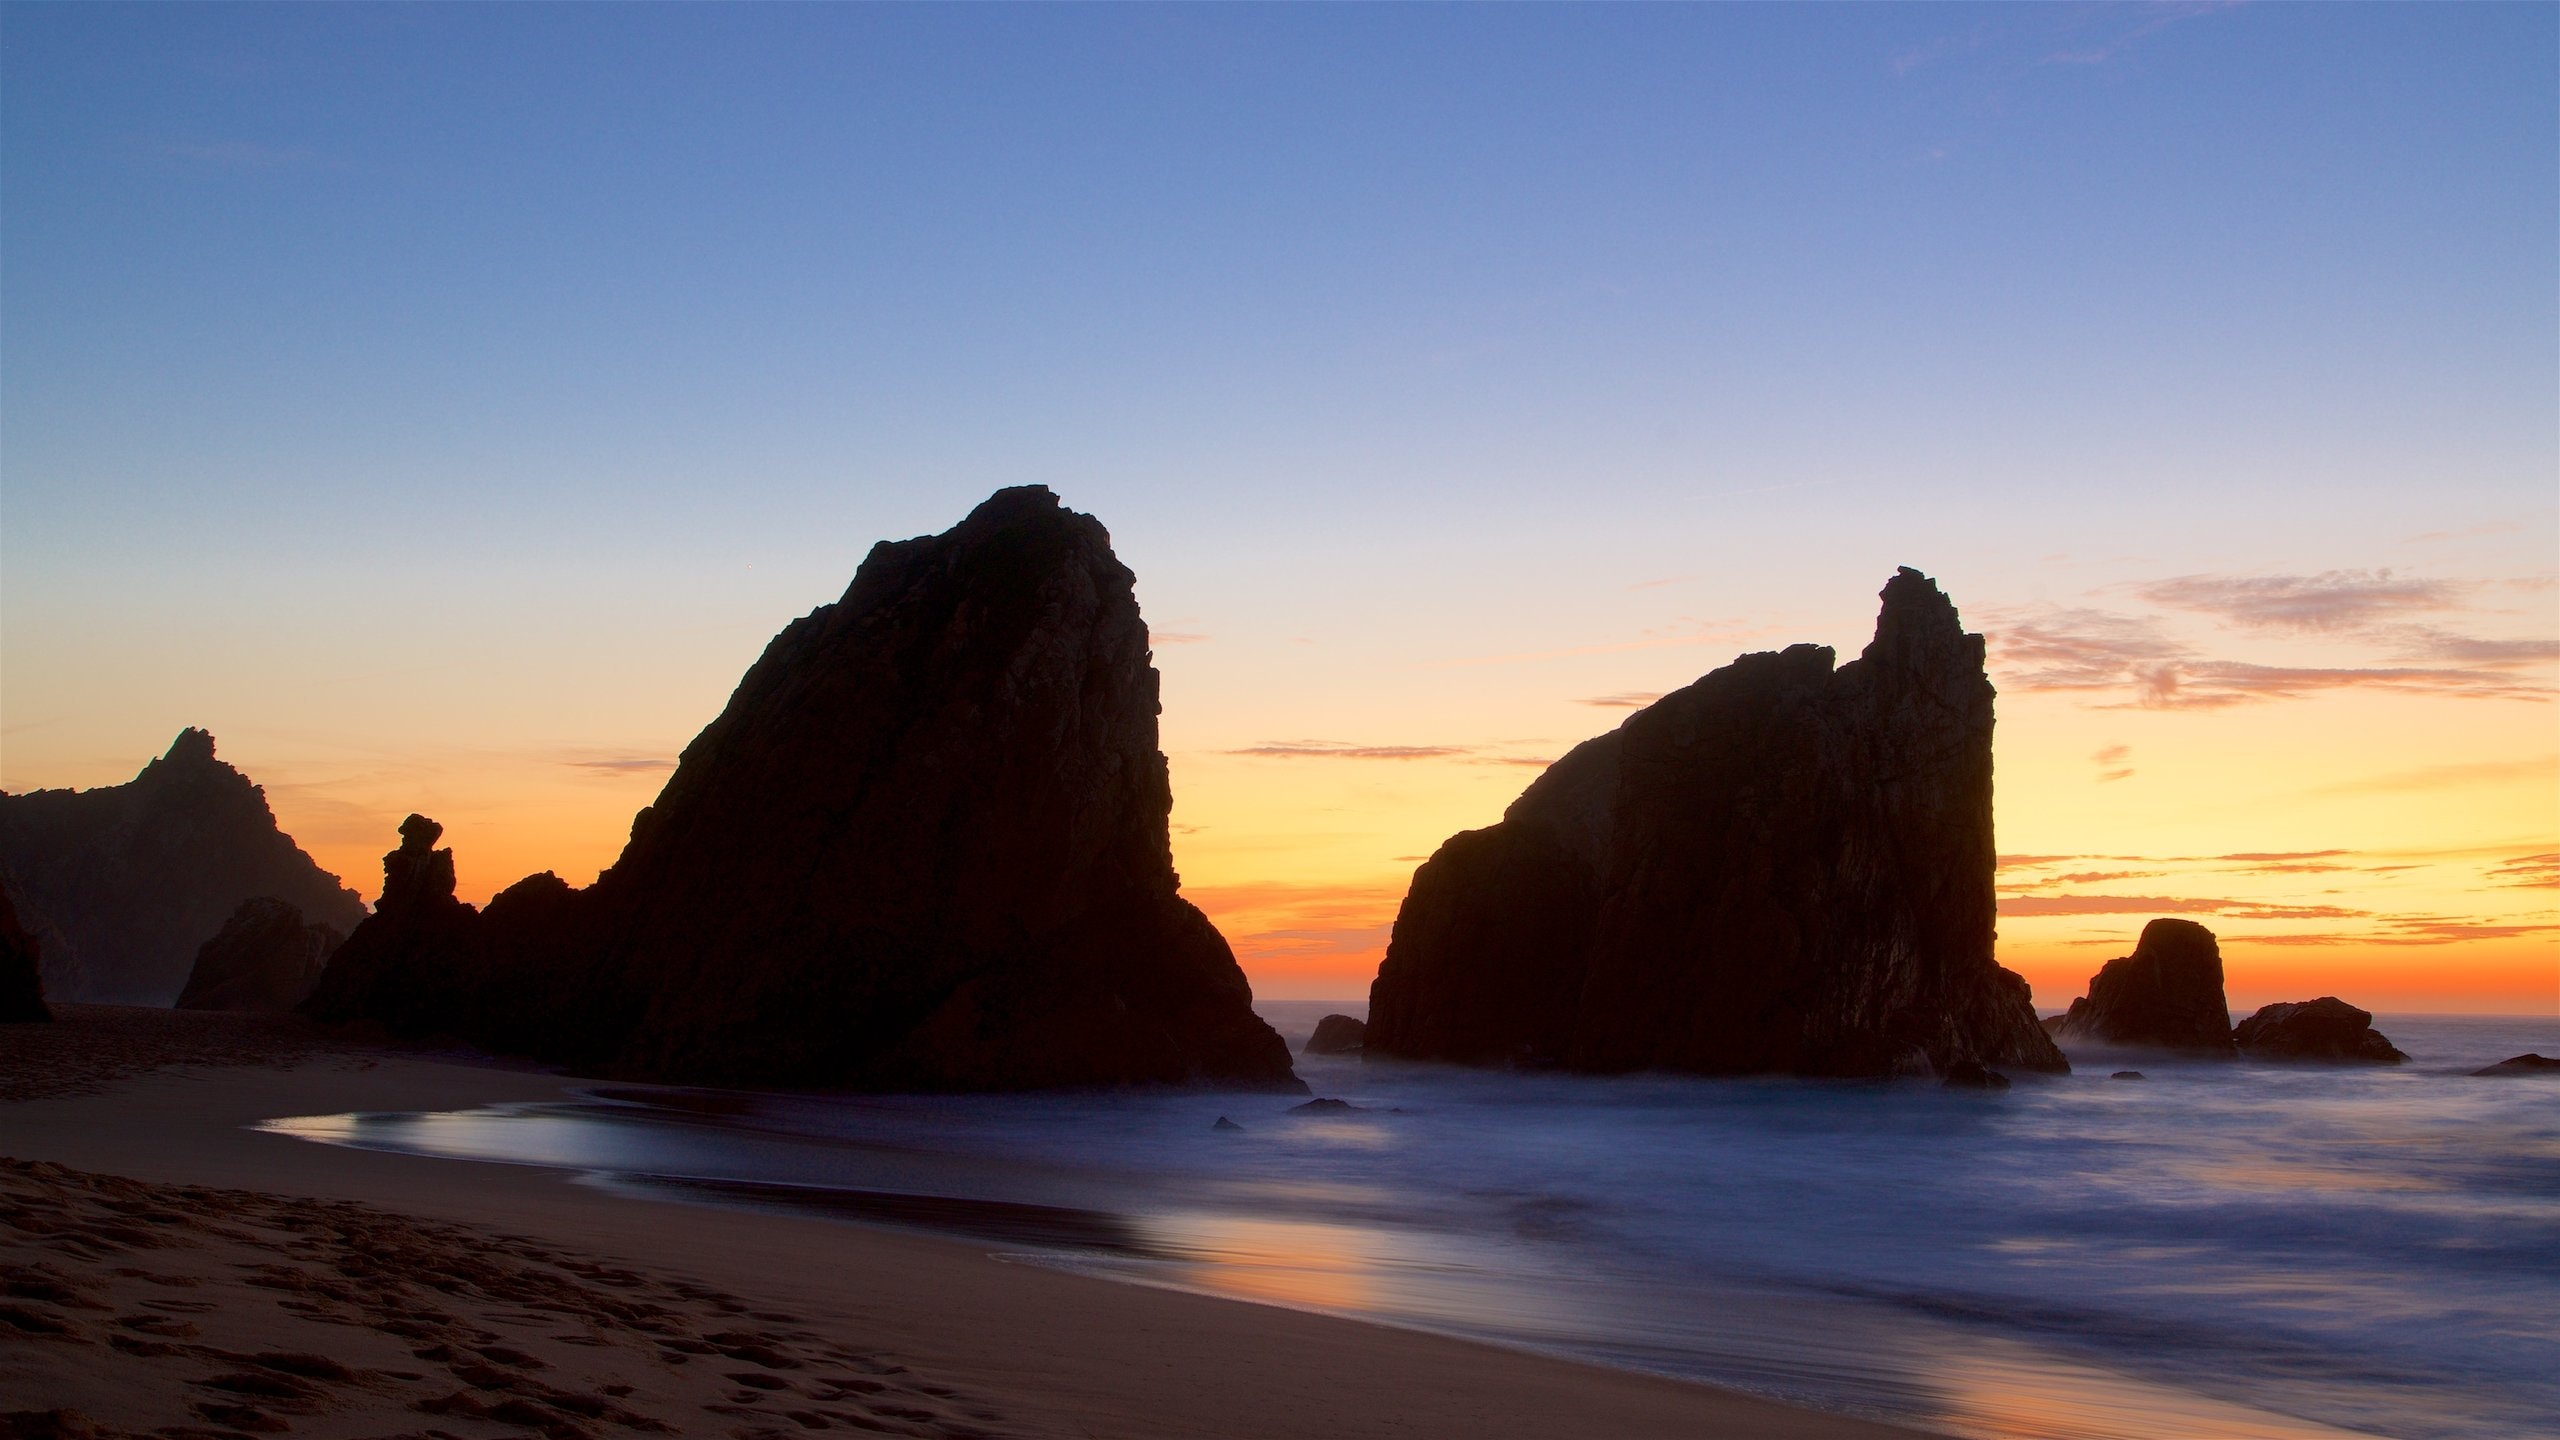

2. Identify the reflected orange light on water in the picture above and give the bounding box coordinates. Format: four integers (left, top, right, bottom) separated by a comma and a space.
1145, 1217, 1385, 1313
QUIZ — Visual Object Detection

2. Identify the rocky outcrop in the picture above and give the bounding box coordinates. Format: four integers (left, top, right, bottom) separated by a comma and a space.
306, 489, 1300, 1092
2051, 919, 2236, 1054
174, 898, 345, 1014
300, 816, 485, 1037
1304, 1014, 1366, 1054
2233, 998, 2406, 1064
2473, 1054, 2559, 1077
0, 882, 48, 1023
0, 730, 367, 1004
1367, 569, 2065, 1079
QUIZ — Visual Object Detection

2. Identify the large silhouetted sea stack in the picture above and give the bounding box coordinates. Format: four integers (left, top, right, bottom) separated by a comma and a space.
306, 488, 1300, 1092
2051, 919, 2237, 1055
0, 882, 49, 1023
1366, 568, 2065, 1079
175, 897, 346, 1014
0, 730, 368, 1004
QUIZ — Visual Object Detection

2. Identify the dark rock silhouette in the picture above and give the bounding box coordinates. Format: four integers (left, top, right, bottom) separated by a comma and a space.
1366, 569, 2065, 1080
2051, 919, 2237, 1055
0, 730, 366, 1004
1304, 1014, 1367, 1054
0, 882, 49, 1023
2470, 1054, 2558, 1077
174, 898, 345, 1014
2111, 1071, 2145, 1080
1212, 1116, 1245, 1131
2233, 998, 2406, 1064
1290, 1097, 1362, 1113
301, 816, 485, 1039
1941, 1060, 2010, 1090
307, 489, 1300, 1092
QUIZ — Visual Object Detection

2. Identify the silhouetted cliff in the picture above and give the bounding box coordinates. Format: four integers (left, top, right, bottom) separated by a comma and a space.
0, 730, 368, 1004
175, 897, 346, 1014
1367, 569, 2065, 1079
2052, 919, 2237, 1055
307, 489, 1299, 1091
0, 882, 48, 1023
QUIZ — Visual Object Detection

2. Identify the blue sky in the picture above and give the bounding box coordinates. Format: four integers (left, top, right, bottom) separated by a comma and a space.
4, 3, 2553, 1003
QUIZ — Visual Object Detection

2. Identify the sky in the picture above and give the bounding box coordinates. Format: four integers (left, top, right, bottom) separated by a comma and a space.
3, 3, 2553, 1012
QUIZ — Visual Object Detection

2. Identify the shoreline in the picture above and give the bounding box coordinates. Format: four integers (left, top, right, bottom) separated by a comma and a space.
1, 1008, 1932, 1440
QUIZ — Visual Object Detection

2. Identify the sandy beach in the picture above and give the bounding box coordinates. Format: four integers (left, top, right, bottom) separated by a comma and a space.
0, 1008, 1928, 1440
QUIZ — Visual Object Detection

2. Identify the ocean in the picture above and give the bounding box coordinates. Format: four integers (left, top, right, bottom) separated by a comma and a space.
267, 1004, 2560, 1440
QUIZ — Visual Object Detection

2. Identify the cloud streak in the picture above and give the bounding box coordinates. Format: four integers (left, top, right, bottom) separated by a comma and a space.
1225, 741, 1471, 761
2138, 569, 2463, 632
1991, 606, 2554, 709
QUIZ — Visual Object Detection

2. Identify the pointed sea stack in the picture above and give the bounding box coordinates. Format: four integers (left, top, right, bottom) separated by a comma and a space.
301, 816, 482, 1035
0, 729, 367, 1004
2052, 919, 2237, 1055
307, 488, 1300, 1093
1366, 569, 2065, 1079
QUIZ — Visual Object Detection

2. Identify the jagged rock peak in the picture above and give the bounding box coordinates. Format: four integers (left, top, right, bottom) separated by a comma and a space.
380, 815, 458, 912
0, 729, 367, 1004
1367, 567, 2063, 1080
158, 727, 219, 768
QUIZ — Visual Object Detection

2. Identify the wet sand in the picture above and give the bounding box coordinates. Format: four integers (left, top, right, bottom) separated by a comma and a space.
0, 1008, 1932, 1440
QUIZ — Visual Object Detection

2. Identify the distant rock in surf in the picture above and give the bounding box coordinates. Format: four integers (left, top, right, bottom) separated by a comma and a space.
1290, 1097, 1363, 1113
0, 881, 49, 1023
2051, 919, 2236, 1055
2470, 1053, 2558, 1077
2233, 998, 2406, 1064
306, 489, 1300, 1093
1304, 1014, 1366, 1054
2111, 1070, 2145, 1081
174, 897, 343, 1014
1212, 1115, 1245, 1131
0, 729, 366, 1005
1365, 568, 2065, 1080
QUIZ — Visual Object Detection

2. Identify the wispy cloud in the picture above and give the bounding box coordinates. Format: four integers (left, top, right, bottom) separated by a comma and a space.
1997, 894, 2369, 920
2488, 853, 2560, 889
1579, 692, 1663, 709
1152, 631, 1211, 646
563, 754, 677, 776
2310, 758, 2557, 797
2137, 569, 2463, 633
2092, 742, 2133, 783
1226, 741, 1471, 761
2040, 1, 2241, 67
1990, 605, 2553, 709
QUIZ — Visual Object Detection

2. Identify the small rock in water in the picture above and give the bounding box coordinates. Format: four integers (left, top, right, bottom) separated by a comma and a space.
2233, 997, 2406, 1064
1211, 1116, 1244, 1132
1290, 1097, 1361, 1114
2111, 1070, 2146, 1081
1304, 1013, 1367, 1055
1941, 1060, 2010, 1090
2472, 1053, 2560, 1077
